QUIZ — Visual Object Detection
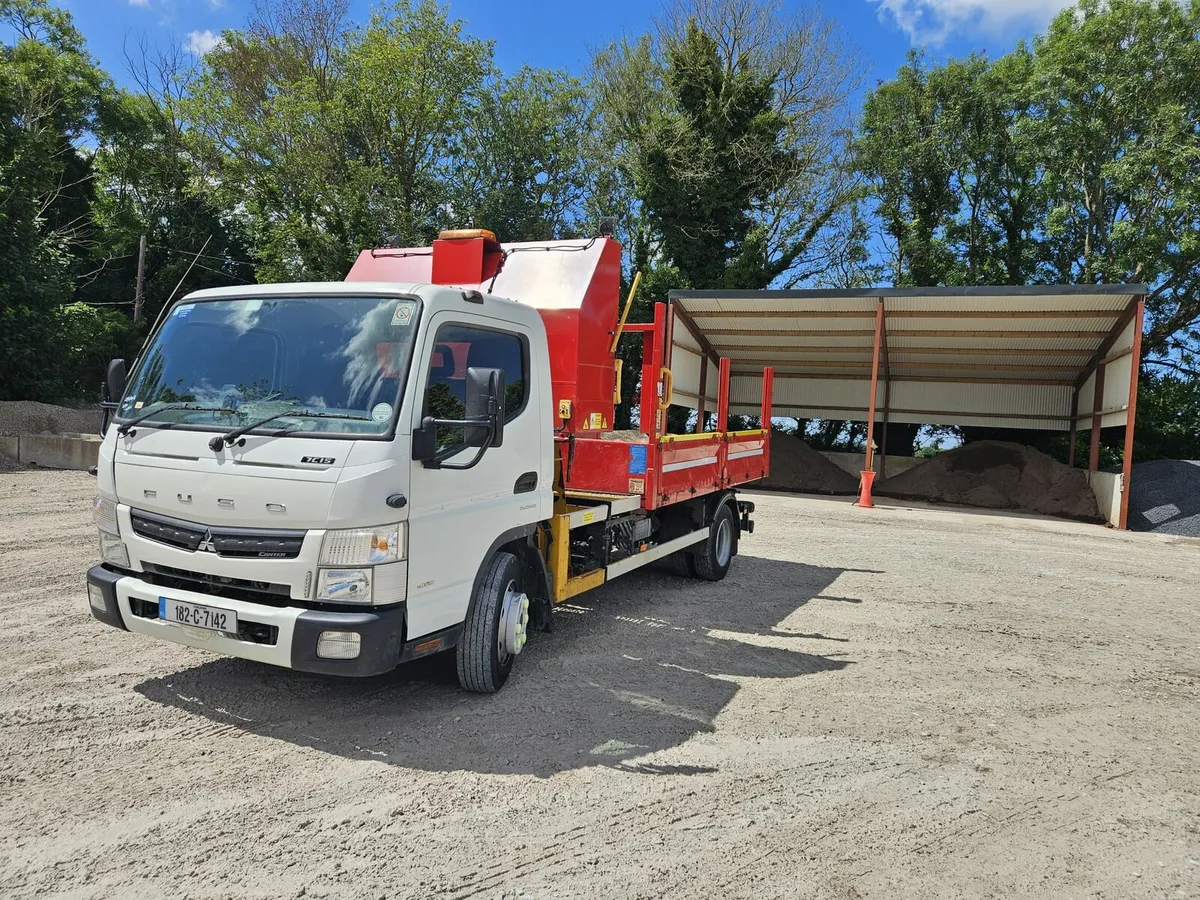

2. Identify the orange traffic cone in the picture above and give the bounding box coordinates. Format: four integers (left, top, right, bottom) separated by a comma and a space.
857, 469, 876, 508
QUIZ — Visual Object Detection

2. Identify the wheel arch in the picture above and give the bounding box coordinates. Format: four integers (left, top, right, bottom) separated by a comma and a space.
465, 524, 553, 635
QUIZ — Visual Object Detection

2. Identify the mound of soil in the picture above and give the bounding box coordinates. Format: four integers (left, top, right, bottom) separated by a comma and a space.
0, 401, 98, 436
1122, 459, 1200, 536
877, 440, 1103, 522
761, 433, 859, 495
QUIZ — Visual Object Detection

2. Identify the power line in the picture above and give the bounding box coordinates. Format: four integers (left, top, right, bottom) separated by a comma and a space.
187, 260, 256, 284
148, 242, 259, 268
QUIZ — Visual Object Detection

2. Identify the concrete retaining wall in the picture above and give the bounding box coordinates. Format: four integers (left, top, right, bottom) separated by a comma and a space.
1088, 470, 1123, 528
0, 433, 101, 471
820, 451, 926, 480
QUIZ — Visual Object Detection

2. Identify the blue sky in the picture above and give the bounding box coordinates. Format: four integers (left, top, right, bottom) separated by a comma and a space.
61, 0, 1076, 96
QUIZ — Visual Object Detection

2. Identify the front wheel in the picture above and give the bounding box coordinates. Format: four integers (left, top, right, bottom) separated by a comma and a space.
693, 502, 737, 582
457, 551, 529, 693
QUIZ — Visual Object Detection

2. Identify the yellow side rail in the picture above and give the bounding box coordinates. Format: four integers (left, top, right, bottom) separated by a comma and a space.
609, 271, 643, 353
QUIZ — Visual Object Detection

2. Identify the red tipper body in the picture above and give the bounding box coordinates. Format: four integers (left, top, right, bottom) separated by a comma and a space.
347, 233, 772, 510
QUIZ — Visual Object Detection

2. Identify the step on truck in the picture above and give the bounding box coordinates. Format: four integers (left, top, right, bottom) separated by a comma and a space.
86, 228, 775, 691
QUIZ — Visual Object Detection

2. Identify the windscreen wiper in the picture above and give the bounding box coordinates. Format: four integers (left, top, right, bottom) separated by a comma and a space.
208, 409, 373, 451
116, 404, 233, 436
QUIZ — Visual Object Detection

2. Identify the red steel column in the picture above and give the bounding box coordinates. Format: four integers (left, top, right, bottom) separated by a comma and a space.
1118, 298, 1145, 530
716, 356, 731, 432
759, 367, 774, 426
759, 366, 774, 481
1068, 386, 1079, 467
1088, 365, 1105, 472
640, 302, 667, 442
716, 356, 732, 487
858, 300, 884, 507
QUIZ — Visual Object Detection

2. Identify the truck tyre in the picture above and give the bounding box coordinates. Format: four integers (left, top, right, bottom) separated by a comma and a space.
668, 550, 697, 578
693, 502, 736, 582
457, 551, 526, 693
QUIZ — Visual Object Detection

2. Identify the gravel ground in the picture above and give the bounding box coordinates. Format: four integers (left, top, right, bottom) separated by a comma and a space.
1, 471, 1198, 900
0, 400, 99, 436
1123, 459, 1200, 537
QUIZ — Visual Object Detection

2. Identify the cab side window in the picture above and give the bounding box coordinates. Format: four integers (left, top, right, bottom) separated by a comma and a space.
422, 323, 527, 454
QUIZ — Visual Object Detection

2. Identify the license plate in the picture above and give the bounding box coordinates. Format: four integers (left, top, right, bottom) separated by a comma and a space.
159, 597, 238, 633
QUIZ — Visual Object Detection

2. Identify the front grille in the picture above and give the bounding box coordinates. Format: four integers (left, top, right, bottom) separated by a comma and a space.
131, 509, 306, 559
208, 532, 304, 559
140, 563, 292, 605
131, 512, 204, 551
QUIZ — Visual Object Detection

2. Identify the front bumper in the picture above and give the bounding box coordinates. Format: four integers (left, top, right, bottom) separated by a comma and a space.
86, 565, 405, 677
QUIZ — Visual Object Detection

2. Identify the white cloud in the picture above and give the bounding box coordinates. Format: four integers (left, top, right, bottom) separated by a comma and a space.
207, 0, 227, 8
871, 0, 1075, 44
184, 29, 223, 56
128, 0, 151, 8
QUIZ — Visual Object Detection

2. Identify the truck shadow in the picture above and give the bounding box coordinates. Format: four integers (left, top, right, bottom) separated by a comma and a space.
134, 555, 866, 777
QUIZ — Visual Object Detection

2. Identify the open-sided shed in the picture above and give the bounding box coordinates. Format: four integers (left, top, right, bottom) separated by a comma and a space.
668, 285, 1146, 528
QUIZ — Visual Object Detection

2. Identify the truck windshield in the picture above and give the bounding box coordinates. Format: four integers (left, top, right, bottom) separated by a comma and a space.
117, 294, 421, 437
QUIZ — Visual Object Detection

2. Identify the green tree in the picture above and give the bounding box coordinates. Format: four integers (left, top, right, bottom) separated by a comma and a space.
1032, 0, 1200, 360
593, 0, 863, 292
451, 67, 593, 242
857, 52, 960, 286
186, 0, 590, 281
87, 43, 253, 328
1133, 374, 1200, 461
637, 20, 789, 291
0, 0, 114, 399
858, 48, 1044, 288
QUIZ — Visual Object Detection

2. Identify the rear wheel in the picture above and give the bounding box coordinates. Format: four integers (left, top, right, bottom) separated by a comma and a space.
693, 502, 736, 582
668, 548, 697, 577
457, 551, 529, 693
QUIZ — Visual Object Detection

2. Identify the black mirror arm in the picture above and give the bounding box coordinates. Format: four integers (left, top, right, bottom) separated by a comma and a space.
419, 414, 497, 470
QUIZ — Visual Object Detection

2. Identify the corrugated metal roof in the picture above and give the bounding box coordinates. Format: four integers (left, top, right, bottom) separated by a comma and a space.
882, 294, 1129, 313
887, 335, 1102, 351
671, 285, 1143, 432
690, 314, 871, 332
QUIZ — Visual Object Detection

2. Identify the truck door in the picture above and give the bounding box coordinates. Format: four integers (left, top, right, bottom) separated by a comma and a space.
405, 313, 542, 640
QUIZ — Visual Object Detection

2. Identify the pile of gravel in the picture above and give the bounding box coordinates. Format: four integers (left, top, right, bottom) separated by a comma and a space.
0, 401, 98, 437
761, 433, 859, 495
1123, 459, 1200, 536
877, 440, 1103, 523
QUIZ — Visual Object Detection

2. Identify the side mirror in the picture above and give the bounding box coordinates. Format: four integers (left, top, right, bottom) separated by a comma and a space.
99, 358, 126, 437
465, 367, 505, 448
105, 358, 127, 401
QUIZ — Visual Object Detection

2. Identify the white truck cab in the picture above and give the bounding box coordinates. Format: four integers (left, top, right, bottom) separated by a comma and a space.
88, 280, 552, 680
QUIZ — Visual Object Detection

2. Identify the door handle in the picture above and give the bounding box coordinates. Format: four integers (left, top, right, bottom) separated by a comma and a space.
514, 472, 537, 494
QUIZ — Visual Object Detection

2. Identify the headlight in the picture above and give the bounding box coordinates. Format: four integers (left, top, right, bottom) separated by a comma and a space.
316, 568, 372, 603
319, 523, 405, 566
93, 496, 120, 536
99, 533, 130, 568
